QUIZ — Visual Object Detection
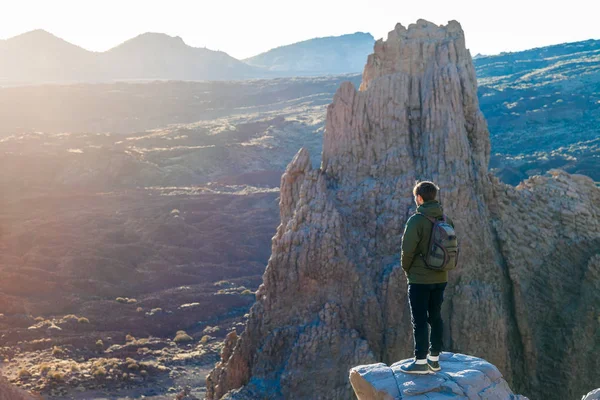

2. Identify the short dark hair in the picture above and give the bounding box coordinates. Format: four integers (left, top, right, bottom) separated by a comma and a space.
413, 181, 439, 202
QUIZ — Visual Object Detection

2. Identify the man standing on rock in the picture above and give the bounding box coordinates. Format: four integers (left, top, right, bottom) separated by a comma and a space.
399, 181, 457, 374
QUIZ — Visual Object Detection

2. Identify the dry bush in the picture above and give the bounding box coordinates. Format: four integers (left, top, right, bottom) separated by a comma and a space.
127, 362, 139, 371
92, 366, 106, 378
17, 369, 31, 379
49, 371, 64, 381
174, 330, 193, 343
51, 346, 65, 357
77, 317, 90, 324
39, 363, 51, 375
200, 335, 211, 345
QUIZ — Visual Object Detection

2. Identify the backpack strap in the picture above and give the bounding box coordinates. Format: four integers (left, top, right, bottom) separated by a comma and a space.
416, 212, 440, 224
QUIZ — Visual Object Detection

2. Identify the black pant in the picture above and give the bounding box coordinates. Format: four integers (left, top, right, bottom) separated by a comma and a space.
408, 282, 447, 359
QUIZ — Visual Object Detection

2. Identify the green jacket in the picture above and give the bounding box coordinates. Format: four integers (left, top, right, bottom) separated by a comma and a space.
401, 200, 454, 284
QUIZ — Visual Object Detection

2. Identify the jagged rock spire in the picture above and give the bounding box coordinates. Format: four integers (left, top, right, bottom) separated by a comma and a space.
207, 20, 600, 400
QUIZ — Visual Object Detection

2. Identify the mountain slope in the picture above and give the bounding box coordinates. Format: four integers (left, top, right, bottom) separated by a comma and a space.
0, 30, 94, 83
243, 32, 375, 75
474, 39, 600, 183
0, 30, 259, 84
103, 32, 259, 81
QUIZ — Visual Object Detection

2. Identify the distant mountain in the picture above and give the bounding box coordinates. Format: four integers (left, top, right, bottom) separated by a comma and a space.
244, 32, 375, 75
102, 32, 259, 81
0, 30, 260, 84
0, 30, 93, 83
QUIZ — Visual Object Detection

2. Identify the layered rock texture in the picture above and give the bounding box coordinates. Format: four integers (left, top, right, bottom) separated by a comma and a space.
350, 353, 527, 399
206, 20, 600, 400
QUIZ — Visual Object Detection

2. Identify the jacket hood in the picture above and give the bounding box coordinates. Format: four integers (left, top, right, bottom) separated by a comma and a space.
416, 200, 444, 219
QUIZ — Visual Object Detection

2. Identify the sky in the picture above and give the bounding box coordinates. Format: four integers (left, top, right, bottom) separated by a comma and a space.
1, 0, 599, 59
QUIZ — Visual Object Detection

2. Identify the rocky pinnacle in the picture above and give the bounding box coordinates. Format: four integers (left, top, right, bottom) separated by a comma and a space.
207, 20, 600, 400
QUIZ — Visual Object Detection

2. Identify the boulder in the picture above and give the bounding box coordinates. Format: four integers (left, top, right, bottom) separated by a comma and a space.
350, 353, 528, 400
583, 389, 600, 400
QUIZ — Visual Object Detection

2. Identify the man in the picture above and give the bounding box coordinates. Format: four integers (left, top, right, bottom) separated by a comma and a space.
399, 181, 454, 374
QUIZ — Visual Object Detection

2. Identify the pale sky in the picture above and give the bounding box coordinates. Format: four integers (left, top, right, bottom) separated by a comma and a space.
1, 0, 599, 59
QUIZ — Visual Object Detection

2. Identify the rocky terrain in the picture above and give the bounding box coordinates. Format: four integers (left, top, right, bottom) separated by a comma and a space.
0, 74, 363, 398
476, 39, 600, 184
206, 20, 600, 400
0, 187, 278, 398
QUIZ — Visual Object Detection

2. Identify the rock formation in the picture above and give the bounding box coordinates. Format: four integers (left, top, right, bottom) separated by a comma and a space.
206, 20, 600, 400
350, 352, 527, 399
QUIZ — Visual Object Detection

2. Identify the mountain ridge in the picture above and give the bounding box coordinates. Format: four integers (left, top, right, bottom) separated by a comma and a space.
3, 27, 598, 84
0, 29, 257, 83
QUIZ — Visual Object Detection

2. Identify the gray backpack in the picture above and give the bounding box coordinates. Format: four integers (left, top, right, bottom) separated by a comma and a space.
418, 214, 459, 271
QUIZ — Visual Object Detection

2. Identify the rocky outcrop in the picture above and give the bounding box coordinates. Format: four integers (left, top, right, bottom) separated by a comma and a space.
206, 20, 600, 400
350, 353, 527, 399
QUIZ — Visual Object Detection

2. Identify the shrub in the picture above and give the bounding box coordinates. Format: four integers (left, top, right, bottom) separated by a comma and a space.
34, 316, 45, 322
77, 317, 90, 324
52, 346, 65, 357
63, 314, 78, 320
92, 366, 107, 378
214, 280, 231, 287
70, 363, 79, 372
136, 307, 143, 313
126, 298, 137, 304
116, 297, 127, 303
127, 362, 139, 371
241, 289, 254, 295
200, 335, 211, 345
126, 334, 135, 342
95, 339, 104, 350
49, 371, 64, 381
202, 325, 220, 334
18, 369, 31, 379
39, 363, 51, 374
173, 330, 193, 343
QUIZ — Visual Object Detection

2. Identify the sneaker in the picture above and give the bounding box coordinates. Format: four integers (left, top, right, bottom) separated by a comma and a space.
427, 355, 441, 372
399, 360, 430, 375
